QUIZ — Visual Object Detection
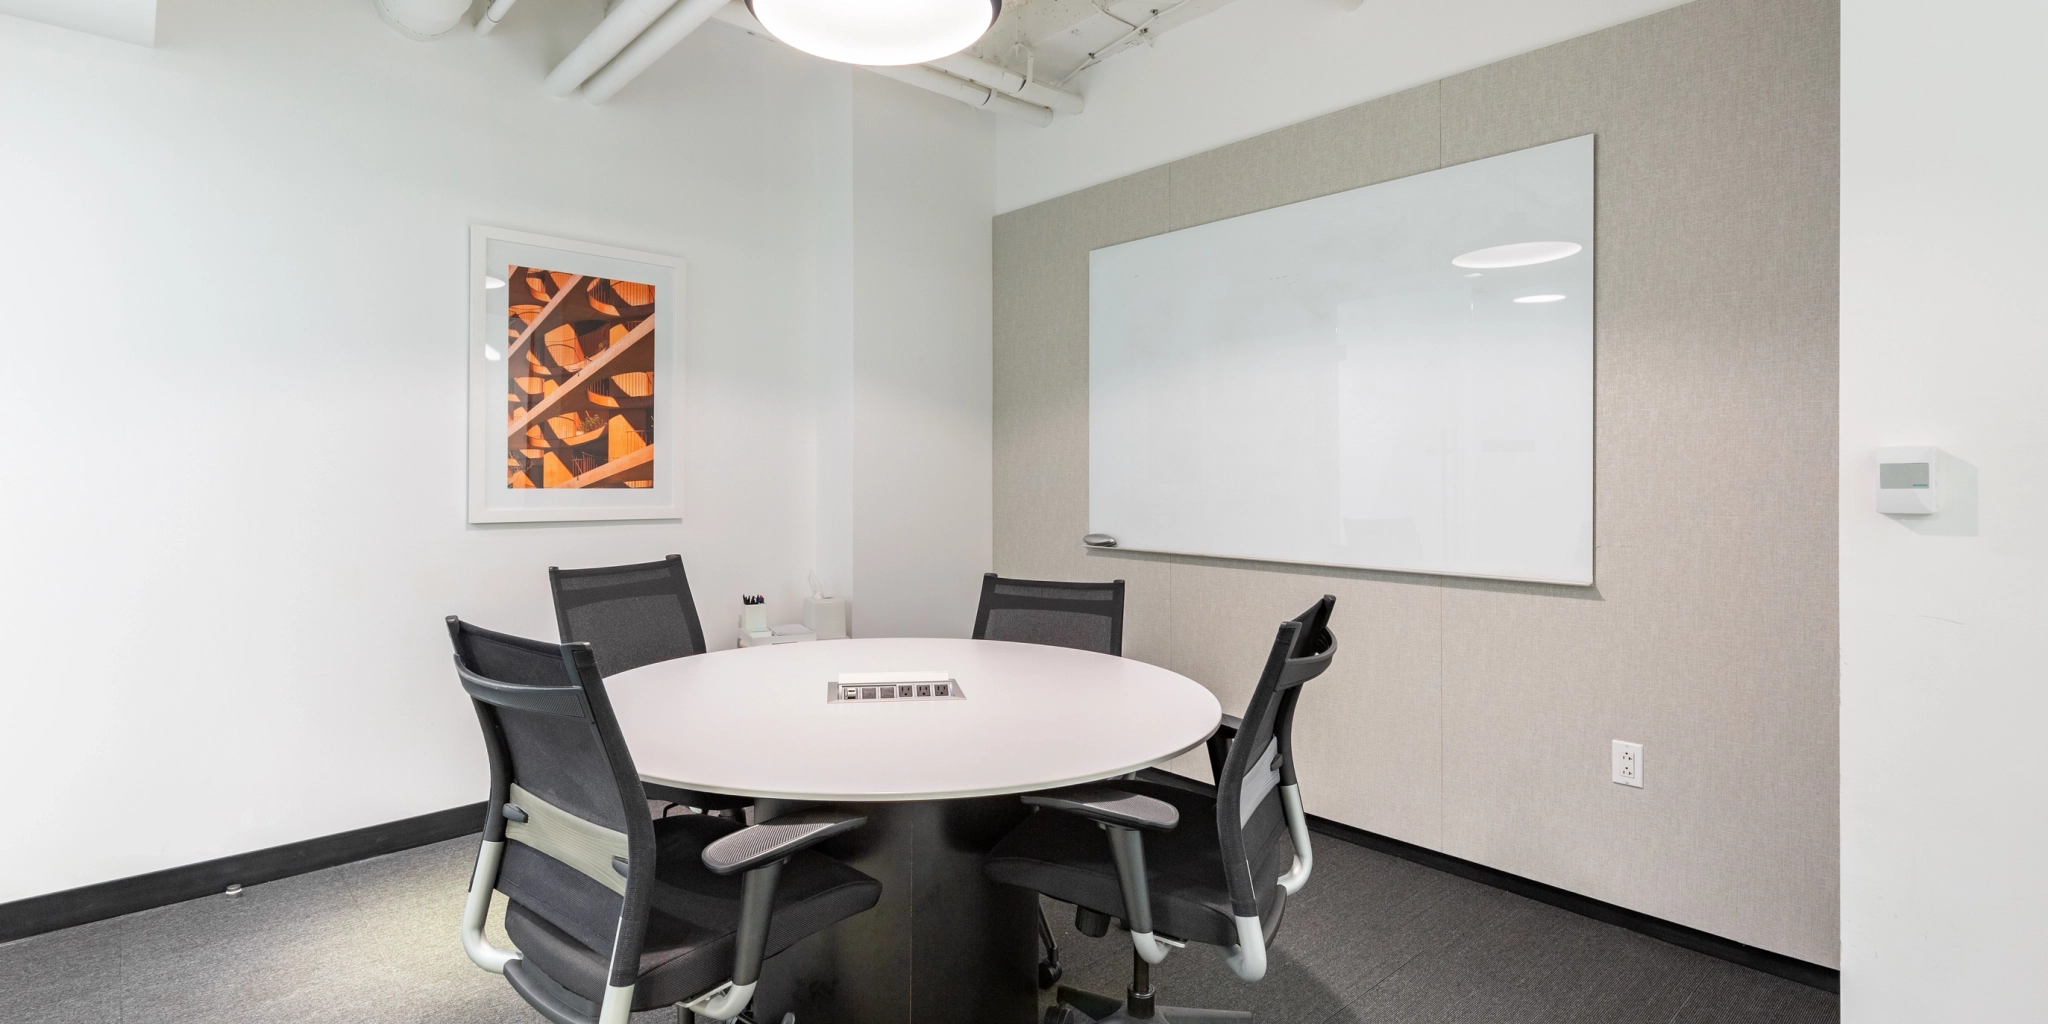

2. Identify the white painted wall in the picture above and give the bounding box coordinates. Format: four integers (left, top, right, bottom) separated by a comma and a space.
994, 0, 1695, 212
0, 0, 991, 901
1840, 0, 2048, 1018
847, 74, 996, 639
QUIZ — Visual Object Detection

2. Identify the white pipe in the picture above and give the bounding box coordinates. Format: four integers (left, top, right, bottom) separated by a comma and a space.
862, 64, 1053, 127
926, 53, 1084, 115
374, 0, 471, 39
543, 0, 684, 97
582, 0, 729, 104
474, 0, 520, 36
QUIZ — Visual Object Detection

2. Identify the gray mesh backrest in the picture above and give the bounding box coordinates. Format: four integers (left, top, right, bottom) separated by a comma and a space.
1213, 597, 1336, 921
456, 627, 631, 833
449, 618, 658, 969
972, 574, 1125, 656
550, 555, 707, 679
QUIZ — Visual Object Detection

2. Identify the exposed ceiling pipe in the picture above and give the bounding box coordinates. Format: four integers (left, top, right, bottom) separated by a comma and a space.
375, 0, 472, 39
543, 0, 685, 97
863, 64, 1053, 127
926, 53, 1084, 116
703, 2, 1061, 125
474, 0, 520, 36
582, 0, 730, 104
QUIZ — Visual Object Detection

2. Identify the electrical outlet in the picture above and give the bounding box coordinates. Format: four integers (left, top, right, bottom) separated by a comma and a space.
1611, 740, 1643, 788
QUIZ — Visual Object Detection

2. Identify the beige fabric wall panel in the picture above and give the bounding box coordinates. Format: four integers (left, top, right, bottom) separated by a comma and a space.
1435, 0, 1840, 967
1165, 560, 1447, 849
991, 0, 1838, 965
1162, 83, 1443, 232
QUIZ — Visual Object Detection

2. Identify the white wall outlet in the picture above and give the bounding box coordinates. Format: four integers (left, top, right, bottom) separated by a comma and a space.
1611, 740, 1643, 788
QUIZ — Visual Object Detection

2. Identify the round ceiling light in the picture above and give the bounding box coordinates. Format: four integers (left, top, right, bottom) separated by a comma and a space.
1452, 241, 1583, 269
1514, 294, 1567, 303
747, 0, 1001, 66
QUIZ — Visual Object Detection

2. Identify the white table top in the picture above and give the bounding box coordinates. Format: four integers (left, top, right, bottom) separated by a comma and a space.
606, 637, 1221, 802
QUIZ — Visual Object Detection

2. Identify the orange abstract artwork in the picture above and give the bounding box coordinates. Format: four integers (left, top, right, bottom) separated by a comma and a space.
504, 267, 657, 489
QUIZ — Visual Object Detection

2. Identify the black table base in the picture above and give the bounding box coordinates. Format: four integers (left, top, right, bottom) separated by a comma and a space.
748, 795, 1040, 1024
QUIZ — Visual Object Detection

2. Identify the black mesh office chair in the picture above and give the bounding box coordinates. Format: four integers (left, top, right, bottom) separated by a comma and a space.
984, 596, 1337, 1023
448, 617, 882, 1024
973, 572, 1126, 656
549, 555, 749, 815
972, 571, 1128, 988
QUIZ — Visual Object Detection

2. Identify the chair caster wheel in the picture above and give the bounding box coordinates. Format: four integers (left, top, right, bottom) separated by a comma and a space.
1038, 960, 1064, 989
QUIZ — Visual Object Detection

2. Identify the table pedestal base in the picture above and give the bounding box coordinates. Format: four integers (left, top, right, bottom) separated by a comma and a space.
748, 795, 1039, 1024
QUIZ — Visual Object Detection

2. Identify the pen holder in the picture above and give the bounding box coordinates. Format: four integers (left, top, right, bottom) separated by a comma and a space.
740, 604, 768, 634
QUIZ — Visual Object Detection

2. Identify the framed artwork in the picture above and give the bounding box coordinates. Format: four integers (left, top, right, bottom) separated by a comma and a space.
468, 226, 683, 523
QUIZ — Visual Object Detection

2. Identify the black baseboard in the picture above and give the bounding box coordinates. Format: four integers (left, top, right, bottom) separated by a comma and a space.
0, 802, 487, 945
1135, 769, 1839, 995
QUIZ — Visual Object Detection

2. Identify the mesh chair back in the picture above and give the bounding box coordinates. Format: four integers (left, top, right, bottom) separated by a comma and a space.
1212, 596, 1336, 921
550, 554, 708, 679
448, 617, 658, 987
971, 573, 1126, 656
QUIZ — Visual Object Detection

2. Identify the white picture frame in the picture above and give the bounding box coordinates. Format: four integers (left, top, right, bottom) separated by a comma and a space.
468, 226, 684, 523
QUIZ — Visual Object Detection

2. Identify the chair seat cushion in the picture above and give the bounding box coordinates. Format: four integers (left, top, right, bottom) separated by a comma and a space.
506, 813, 881, 1009
983, 781, 1291, 949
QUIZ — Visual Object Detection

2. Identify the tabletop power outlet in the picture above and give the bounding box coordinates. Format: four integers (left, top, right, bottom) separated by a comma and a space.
828, 671, 966, 703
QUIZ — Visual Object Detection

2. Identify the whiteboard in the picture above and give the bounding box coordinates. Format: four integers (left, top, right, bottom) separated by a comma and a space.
1089, 135, 1593, 585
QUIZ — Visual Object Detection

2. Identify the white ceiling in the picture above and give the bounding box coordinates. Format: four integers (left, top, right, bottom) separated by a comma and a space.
0, 0, 155, 46
970, 0, 1246, 87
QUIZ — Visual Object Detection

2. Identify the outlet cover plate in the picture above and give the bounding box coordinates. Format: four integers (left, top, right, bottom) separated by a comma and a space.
1612, 740, 1643, 788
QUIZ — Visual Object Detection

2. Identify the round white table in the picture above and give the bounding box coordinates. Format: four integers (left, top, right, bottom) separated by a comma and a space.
606, 638, 1220, 1024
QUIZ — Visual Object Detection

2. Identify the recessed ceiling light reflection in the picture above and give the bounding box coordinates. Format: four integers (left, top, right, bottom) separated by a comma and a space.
484, 346, 502, 361
1453, 241, 1583, 269
484, 276, 506, 289
1514, 294, 1567, 303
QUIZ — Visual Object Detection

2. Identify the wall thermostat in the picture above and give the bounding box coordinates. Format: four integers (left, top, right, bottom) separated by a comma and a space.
1876, 446, 1940, 515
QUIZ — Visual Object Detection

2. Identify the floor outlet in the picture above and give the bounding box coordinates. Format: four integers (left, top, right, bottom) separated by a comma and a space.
1611, 740, 1643, 788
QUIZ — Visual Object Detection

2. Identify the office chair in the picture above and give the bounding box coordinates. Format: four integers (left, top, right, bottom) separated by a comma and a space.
971, 571, 1127, 988
447, 617, 882, 1024
549, 554, 750, 816
973, 572, 1127, 657
983, 596, 1337, 1022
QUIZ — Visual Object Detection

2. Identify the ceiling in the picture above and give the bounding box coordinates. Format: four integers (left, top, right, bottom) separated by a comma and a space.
968, 0, 1244, 88
0, 0, 155, 46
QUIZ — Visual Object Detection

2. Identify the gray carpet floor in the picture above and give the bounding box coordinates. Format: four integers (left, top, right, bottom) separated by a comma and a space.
0, 833, 1836, 1024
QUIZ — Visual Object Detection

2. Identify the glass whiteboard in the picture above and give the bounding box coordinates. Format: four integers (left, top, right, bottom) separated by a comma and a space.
1089, 135, 1593, 585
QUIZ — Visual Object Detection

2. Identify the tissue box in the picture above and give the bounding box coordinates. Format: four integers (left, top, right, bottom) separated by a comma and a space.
804, 596, 848, 640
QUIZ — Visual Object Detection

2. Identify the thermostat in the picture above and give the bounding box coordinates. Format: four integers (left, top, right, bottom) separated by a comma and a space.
1876, 446, 1940, 515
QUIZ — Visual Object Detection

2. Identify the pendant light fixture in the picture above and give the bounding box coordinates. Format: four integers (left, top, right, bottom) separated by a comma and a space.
745, 0, 1001, 66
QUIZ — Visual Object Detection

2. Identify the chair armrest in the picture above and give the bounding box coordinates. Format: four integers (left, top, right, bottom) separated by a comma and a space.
1206, 714, 1242, 784
1022, 785, 1179, 832
701, 808, 867, 876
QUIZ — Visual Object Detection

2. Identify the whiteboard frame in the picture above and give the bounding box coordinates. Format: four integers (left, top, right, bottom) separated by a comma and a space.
1084, 137, 1596, 587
